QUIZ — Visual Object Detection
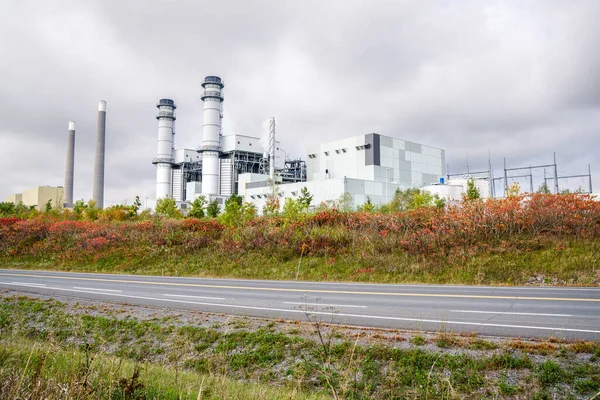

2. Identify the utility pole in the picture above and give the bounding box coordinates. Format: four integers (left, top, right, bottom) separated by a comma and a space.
553, 152, 559, 194
589, 164, 593, 193
529, 166, 533, 193
504, 158, 508, 197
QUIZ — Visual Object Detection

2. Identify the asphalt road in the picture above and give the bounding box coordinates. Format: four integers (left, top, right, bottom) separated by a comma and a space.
1, 269, 599, 340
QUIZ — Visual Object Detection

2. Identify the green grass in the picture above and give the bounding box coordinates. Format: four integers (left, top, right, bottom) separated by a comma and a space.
2, 295, 599, 399
0, 341, 326, 400
3, 238, 598, 286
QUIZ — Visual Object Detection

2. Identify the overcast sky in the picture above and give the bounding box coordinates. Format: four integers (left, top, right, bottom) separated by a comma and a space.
1, 0, 598, 205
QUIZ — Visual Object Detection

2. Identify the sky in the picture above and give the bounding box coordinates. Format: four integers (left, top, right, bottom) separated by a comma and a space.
1, 0, 599, 205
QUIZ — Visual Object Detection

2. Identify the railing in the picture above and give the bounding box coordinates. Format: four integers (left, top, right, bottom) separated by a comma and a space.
157, 99, 176, 107
203, 76, 223, 84
201, 90, 224, 101
156, 110, 175, 119
152, 157, 174, 164
197, 144, 221, 152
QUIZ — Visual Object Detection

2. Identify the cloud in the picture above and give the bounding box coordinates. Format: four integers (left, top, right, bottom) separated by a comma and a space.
1, 0, 598, 204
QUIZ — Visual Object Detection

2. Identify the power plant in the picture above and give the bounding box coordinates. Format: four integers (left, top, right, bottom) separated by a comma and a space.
147, 75, 448, 211
148, 75, 293, 209
92, 100, 107, 208
4, 74, 594, 212
63, 121, 76, 208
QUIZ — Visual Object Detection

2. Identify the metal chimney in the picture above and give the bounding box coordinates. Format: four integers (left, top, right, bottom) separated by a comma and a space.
200, 76, 224, 196
153, 99, 176, 199
92, 100, 106, 208
64, 121, 76, 208
269, 117, 275, 180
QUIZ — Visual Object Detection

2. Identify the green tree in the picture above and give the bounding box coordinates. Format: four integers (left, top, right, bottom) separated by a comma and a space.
132, 196, 142, 214
537, 182, 551, 194
408, 190, 435, 209
357, 196, 375, 213
262, 195, 280, 216
155, 196, 180, 218
44, 199, 53, 212
297, 187, 313, 212
434, 195, 446, 209
387, 188, 417, 212
506, 182, 521, 198
84, 200, 100, 220
464, 177, 481, 201
0, 202, 15, 216
282, 197, 302, 219
206, 199, 221, 218
188, 195, 207, 218
220, 194, 243, 226
241, 202, 257, 223
72, 199, 88, 217
336, 192, 354, 212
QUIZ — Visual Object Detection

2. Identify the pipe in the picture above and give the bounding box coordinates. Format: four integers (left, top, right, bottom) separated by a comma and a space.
64, 121, 76, 207
269, 117, 275, 180
92, 101, 106, 208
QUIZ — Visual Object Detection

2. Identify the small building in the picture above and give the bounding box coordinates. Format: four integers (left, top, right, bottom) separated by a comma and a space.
4, 186, 64, 211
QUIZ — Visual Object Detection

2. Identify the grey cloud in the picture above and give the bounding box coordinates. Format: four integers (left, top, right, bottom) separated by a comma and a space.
0, 0, 598, 204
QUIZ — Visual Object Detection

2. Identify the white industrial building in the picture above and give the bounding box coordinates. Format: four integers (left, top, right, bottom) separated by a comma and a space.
149, 76, 295, 210
149, 74, 496, 213
241, 133, 447, 210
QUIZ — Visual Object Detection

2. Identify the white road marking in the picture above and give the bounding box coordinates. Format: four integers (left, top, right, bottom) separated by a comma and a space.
10, 282, 46, 287
163, 294, 225, 301
73, 287, 122, 293
283, 302, 367, 308
450, 310, 572, 317
1, 282, 599, 335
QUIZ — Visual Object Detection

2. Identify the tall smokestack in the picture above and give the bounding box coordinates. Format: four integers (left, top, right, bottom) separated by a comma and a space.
92, 100, 106, 208
269, 117, 275, 180
154, 99, 176, 199
200, 76, 224, 197
64, 121, 76, 208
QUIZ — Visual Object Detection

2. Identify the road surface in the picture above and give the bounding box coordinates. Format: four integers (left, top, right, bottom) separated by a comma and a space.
0, 269, 599, 340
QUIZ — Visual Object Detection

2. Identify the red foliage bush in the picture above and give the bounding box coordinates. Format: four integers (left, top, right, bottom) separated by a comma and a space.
0, 194, 598, 263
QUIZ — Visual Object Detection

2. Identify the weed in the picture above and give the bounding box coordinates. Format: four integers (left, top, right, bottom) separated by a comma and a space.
537, 360, 564, 387
410, 335, 426, 346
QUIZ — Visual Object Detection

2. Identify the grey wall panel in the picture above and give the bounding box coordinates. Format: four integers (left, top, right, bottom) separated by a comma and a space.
398, 170, 411, 184
380, 135, 393, 147
365, 133, 380, 166
346, 178, 365, 194
408, 142, 422, 154
398, 159, 411, 170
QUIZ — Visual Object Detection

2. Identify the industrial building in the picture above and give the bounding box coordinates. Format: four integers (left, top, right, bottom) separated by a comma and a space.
149, 74, 504, 213
241, 133, 447, 210
150, 76, 290, 208
3, 186, 64, 211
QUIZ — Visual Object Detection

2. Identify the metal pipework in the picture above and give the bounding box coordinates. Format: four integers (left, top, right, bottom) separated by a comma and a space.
153, 99, 176, 199
269, 117, 275, 180
63, 121, 76, 208
92, 101, 106, 208
199, 76, 224, 196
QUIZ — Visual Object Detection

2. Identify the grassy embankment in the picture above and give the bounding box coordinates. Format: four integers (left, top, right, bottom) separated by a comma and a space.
1, 193, 599, 285
1, 295, 599, 399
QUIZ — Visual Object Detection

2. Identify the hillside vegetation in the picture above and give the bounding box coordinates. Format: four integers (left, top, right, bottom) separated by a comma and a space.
0, 193, 599, 285
2, 295, 599, 399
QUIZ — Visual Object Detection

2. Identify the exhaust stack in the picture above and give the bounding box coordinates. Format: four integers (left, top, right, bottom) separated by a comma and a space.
92, 100, 106, 208
200, 76, 224, 196
63, 121, 76, 207
153, 99, 176, 199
